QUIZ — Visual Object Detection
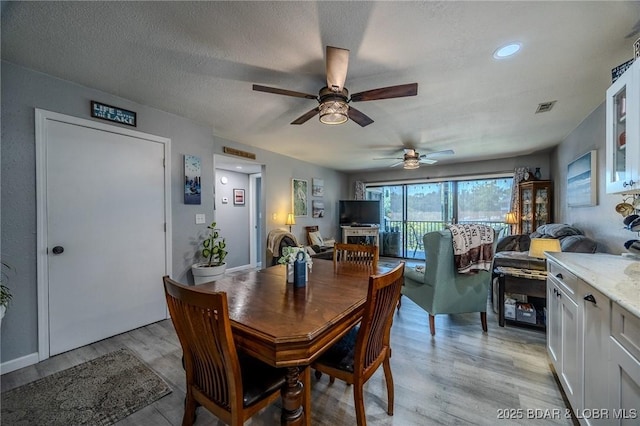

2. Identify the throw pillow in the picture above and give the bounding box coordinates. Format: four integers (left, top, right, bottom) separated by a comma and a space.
309, 231, 324, 247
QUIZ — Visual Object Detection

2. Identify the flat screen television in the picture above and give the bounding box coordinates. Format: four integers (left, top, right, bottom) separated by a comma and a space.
339, 200, 381, 226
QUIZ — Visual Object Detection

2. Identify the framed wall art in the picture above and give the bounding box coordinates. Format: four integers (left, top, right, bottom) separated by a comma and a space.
292, 178, 308, 217
312, 200, 325, 218
233, 188, 245, 205
312, 178, 324, 196
567, 150, 597, 207
184, 154, 201, 205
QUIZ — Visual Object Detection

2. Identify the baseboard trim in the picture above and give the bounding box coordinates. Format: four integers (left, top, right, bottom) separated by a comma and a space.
226, 264, 253, 273
1, 352, 39, 375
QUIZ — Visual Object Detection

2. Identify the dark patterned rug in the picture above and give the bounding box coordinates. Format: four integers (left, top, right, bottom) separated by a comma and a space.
1, 348, 172, 425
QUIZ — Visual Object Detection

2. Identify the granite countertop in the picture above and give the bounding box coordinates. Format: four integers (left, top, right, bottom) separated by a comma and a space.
546, 252, 640, 318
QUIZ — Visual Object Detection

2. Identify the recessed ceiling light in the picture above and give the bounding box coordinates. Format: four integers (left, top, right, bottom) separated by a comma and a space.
493, 42, 521, 59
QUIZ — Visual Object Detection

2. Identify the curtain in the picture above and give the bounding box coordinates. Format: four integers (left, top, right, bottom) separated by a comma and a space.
354, 181, 365, 200
510, 168, 528, 234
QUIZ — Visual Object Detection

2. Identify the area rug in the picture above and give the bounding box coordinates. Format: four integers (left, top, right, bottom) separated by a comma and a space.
1, 348, 172, 425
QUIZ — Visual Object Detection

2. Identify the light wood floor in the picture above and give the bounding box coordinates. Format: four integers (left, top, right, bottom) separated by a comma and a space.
2, 259, 577, 425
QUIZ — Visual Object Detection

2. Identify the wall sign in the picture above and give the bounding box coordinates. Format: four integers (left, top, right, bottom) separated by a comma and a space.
223, 146, 256, 160
91, 101, 137, 127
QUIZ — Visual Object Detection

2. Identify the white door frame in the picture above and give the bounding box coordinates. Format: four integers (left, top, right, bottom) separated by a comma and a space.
35, 109, 172, 362
249, 172, 262, 268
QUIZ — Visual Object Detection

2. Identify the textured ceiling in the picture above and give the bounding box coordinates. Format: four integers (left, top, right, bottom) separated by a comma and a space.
2, 1, 639, 172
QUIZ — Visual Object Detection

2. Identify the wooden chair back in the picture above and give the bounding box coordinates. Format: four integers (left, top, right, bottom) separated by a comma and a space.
355, 262, 404, 381
163, 276, 282, 425
333, 242, 379, 271
312, 262, 405, 425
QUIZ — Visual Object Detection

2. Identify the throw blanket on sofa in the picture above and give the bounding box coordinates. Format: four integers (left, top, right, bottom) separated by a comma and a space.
448, 224, 495, 274
266, 229, 298, 257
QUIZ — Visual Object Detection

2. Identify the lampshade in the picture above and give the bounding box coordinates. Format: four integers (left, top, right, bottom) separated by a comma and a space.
319, 100, 348, 125
285, 213, 296, 226
504, 212, 518, 225
529, 238, 561, 259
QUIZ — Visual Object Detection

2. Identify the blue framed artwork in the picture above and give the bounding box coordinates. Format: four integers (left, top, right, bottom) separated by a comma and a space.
567, 150, 597, 207
184, 155, 201, 205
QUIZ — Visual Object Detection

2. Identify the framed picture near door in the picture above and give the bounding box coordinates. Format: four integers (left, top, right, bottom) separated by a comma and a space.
233, 188, 245, 205
292, 178, 308, 217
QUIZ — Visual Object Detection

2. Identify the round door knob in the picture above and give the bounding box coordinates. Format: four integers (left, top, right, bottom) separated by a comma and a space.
52, 246, 64, 255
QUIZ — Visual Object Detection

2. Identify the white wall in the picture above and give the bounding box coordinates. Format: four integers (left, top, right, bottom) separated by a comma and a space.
0, 61, 348, 367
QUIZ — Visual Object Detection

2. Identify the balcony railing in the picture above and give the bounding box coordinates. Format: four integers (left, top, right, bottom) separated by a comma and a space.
382, 220, 508, 259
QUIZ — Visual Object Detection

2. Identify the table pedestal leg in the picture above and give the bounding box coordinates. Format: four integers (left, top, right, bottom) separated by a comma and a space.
281, 366, 304, 425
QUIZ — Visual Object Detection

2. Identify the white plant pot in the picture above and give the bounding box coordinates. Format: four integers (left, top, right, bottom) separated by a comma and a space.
191, 263, 227, 285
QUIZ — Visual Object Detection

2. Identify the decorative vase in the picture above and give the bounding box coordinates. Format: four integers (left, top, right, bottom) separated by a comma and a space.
191, 263, 227, 285
286, 264, 308, 285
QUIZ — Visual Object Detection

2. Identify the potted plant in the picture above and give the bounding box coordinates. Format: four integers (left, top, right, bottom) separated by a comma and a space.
191, 222, 228, 284
1, 261, 13, 323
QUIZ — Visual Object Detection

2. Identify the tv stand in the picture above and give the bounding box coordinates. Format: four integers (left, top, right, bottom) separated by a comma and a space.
341, 225, 380, 248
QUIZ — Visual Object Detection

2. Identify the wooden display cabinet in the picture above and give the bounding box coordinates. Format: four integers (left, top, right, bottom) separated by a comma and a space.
518, 180, 552, 235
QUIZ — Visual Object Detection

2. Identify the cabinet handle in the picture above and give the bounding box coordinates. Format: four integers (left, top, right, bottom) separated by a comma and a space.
555, 273, 563, 279
623, 180, 636, 188
584, 294, 596, 305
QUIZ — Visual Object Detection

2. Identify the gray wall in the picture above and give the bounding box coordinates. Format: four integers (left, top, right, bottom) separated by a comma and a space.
0, 61, 348, 366
551, 102, 630, 254
213, 169, 250, 268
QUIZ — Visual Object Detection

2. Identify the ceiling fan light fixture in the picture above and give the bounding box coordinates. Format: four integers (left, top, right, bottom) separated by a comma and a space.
319, 100, 348, 124
403, 158, 420, 169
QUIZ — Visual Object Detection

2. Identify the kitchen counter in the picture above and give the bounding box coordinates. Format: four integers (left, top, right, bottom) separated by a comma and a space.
546, 252, 640, 318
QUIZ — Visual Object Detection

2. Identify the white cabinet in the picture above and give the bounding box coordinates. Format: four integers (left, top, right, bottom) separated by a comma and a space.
581, 284, 611, 426
606, 59, 640, 194
609, 303, 640, 425
547, 261, 582, 409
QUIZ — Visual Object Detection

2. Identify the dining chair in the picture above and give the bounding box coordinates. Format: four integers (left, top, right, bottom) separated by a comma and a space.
312, 262, 405, 426
333, 242, 379, 271
163, 276, 286, 426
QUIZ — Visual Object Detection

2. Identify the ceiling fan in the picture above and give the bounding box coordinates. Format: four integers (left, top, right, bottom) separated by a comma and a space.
374, 148, 455, 169
252, 46, 418, 127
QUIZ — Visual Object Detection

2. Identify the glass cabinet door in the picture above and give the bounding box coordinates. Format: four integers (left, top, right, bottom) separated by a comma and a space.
606, 60, 639, 194
521, 187, 533, 234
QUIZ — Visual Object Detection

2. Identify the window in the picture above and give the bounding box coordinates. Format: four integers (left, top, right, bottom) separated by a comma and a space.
368, 176, 511, 259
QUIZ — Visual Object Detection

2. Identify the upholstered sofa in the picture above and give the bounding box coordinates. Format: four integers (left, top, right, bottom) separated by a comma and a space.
493, 223, 598, 271
491, 223, 598, 311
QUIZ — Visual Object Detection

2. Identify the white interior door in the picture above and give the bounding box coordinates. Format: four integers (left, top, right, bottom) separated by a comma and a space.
42, 114, 169, 356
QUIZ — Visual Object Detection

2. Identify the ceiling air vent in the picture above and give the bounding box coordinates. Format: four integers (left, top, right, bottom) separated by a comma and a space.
536, 100, 556, 114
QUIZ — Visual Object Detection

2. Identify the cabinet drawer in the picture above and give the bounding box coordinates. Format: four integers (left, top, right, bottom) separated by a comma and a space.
547, 261, 578, 300
611, 302, 640, 361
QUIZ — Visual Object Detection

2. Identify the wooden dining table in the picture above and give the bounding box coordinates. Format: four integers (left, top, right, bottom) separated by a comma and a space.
197, 258, 394, 425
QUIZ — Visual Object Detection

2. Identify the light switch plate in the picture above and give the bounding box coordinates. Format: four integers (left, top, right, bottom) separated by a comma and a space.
195, 214, 206, 224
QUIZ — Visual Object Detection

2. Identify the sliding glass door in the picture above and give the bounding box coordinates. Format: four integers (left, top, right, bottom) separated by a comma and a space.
369, 177, 511, 259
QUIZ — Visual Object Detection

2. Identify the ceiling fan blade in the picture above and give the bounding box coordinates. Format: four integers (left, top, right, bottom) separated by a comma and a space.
422, 149, 455, 158
253, 84, 317, 100
348, 106, 374, 127
326, 46, 349, 92
291, 107, 320, 125
390, 161, 403, 168
373, 157, 403, 160
418, 158, 437, 165
350, 83, 418, 102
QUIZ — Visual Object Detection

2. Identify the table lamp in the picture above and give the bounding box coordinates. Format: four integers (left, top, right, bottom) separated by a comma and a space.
504, 211, 518, 234
285, 213, 296, 232
529, 238, 561, 259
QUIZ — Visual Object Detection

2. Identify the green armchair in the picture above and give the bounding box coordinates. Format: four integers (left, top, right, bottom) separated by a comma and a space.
401, 228, 501, 336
